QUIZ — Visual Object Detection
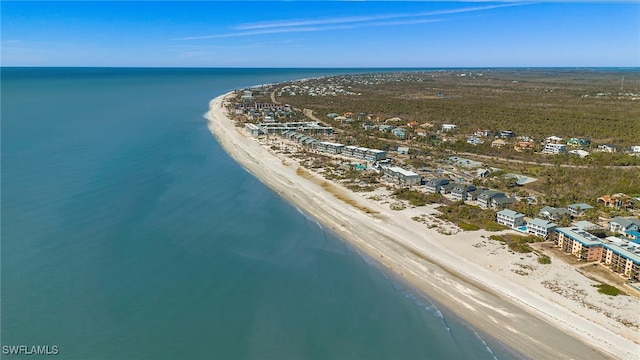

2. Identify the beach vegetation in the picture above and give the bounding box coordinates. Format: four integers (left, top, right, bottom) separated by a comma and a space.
458, 222, 480, 231
392, 188, 436, 207
489, 235, 505, 242
594, 283, 625, 296
437, 203, 507, 231
346, 184, 375, 192
538, 254, 552, 264
488, 234, 534, 253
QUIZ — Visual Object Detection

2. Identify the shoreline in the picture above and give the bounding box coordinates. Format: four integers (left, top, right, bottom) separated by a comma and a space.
207, 91, 639, 359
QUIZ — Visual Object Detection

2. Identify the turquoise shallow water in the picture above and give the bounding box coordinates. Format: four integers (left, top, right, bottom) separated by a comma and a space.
1, 68, 516, 359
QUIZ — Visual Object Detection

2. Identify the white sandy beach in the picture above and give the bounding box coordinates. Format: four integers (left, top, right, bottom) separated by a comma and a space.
207, 92, 639, 360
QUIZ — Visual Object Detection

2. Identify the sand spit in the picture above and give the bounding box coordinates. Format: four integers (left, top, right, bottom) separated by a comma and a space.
207, 92, 639, 360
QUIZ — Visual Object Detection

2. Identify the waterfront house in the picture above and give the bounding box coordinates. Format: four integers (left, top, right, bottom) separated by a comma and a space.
466, 188, 484, 201
451, 184, 476, 202
439, 182, 457, 195
384, 166, 421, 186
538, 206, 570, 221
492, 196, 517, 210
478, 190, 513, 209
527, 218, 556, 239
496, 209, 525, 228
567, 203, 594, 217
609, 217, 640, 236
425, 178, 449, 194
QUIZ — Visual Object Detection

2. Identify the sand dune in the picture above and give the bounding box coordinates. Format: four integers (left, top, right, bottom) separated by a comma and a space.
207, 92, 639, 360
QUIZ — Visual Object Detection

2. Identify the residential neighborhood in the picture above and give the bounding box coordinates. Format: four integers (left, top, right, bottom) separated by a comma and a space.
230, 77, 640, 284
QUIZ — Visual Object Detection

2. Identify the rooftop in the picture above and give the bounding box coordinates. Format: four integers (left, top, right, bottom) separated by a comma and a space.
528, 218, 557, 228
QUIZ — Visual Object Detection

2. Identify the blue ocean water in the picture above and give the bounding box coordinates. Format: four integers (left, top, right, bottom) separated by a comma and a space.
1, 68, 516, 359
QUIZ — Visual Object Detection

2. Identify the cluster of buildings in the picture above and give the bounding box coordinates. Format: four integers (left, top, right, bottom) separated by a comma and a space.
275, 130, 389, 163
277, 83, 359, 97
555, 226, 640, 281
460, 127, 640, 157
234, 96, 296, 122
495, 206, 640, 280
423, 178, 519, 209
245, 121, 333, 136
382, 166, 421, 186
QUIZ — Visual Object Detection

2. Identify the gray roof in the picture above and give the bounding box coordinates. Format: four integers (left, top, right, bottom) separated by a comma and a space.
478, 190, 505, 200
497, 209, 523, 217
539, 206, 570, 216
453, 184, 475, 192
568, 203, 594, 211
441, 183, 457, 191
557, 227, 602, 246
426, 178, 449, 186
494, 197, 516, 205
611, 216, 640, 229
574, 220, 602, 230
528, 218, 556, 228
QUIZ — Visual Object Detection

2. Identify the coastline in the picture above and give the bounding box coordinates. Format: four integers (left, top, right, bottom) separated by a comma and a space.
207, 92, 639, 359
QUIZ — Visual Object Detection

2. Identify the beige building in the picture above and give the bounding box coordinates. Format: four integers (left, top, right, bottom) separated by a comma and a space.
555, 228, 640, 280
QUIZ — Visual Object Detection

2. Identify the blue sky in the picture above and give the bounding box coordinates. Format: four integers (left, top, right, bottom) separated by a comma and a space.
1, 1, 638, 67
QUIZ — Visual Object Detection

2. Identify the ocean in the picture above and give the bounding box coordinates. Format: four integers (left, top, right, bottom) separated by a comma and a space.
1, 68, 516, 359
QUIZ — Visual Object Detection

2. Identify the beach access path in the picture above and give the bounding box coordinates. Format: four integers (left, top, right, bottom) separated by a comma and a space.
207, 92, 640, 360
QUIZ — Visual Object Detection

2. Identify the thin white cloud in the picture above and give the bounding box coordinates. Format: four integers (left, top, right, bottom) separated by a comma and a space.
235, 3, 526, 30
175, 26, 327, 41
174, 2, 532, 41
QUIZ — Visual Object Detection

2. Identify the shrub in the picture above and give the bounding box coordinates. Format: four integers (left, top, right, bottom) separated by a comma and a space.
538, 255, 551, 264
458, 222, 480, 231
594, 284, 625, 296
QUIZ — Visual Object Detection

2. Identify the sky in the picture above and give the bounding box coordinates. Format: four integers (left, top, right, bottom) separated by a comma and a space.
1, 1, 639, 67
